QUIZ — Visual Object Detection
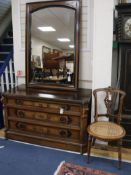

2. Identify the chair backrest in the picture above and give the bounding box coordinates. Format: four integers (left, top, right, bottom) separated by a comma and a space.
93, 87, 126, 124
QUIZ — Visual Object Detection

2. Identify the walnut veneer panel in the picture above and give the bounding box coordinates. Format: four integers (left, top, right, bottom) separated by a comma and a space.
3, 85, 92, 153
8, 108, 80, 126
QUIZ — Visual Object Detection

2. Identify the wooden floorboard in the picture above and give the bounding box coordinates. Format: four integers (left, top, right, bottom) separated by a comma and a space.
0, 129, 5, 138
91, 144, 131, 162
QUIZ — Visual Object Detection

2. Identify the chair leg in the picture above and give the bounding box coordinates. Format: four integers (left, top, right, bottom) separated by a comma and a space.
92, 138, 96, 146
87, 135, 92, 163
118, 139, 122, 169
57, 69, 59, 78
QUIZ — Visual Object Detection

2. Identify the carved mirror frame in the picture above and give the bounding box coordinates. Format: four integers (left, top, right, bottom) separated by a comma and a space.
26, 0, 80, 91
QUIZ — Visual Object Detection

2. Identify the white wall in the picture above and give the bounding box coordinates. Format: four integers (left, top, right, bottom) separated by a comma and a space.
11, 0, 92, 88
91, 0, 114, 122
92, 0, 114, 90
11, 0, 25, 84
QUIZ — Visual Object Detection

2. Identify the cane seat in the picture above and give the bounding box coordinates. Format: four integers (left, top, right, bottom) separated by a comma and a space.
88, 121, 126, 140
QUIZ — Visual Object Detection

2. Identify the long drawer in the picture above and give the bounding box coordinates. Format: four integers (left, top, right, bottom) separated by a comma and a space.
7, 108, 80, 126
6, 98, 82, 116
8, 120, 80, 141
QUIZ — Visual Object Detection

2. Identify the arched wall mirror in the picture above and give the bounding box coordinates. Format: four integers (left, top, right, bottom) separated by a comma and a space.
26, 0, 80, 91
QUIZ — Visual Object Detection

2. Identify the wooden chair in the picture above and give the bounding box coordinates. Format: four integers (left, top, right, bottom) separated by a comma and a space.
87, 87, 126, 169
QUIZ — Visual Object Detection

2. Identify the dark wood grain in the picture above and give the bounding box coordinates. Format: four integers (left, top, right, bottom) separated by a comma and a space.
3, 84, 91, 153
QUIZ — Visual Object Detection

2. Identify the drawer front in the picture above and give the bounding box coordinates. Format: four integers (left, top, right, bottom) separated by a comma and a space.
8, 108, 80, 126
7, 98, 81, 115
8, 121, 80, 140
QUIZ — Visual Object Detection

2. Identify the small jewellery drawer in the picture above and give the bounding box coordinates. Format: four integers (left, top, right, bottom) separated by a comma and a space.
9, 121, 80, 140
7, 98, 81, 114
8, 109, 80, 126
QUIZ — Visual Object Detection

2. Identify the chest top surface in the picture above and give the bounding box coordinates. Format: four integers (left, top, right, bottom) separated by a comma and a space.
3, 84, 92, 105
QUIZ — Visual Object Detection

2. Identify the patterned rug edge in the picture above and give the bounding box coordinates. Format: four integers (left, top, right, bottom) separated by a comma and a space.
54, 161, 117, 175
54, 161, 65, 175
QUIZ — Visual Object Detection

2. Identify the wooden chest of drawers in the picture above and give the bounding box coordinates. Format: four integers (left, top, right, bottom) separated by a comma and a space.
3, 85, 92, 153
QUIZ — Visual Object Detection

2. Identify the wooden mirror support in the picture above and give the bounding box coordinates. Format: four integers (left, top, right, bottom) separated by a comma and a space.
26, 0, 80, 91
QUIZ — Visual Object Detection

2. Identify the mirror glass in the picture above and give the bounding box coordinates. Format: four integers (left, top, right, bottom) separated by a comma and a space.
30, 7, 75, 87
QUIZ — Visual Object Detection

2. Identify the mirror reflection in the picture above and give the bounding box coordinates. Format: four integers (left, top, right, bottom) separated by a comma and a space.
30, 7, 75, 87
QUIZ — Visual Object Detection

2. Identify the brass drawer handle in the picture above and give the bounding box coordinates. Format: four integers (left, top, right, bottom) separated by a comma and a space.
59, 129, 72, 138
59, 116, 72, 124
16, 122, 26, 130
16, 99, 23, 105
16, 110, 25, 118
